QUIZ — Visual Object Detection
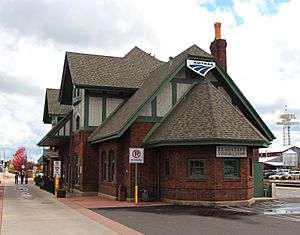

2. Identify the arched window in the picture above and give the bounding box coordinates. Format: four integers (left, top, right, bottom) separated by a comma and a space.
75, 115, 80, 130
101, 151, 107, 181
109, 150, 115, 182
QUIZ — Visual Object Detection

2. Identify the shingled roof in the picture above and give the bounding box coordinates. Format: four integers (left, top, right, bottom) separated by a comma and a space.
66, 46, 164, 89
43, 88, 71, 123
144, 80, 269, 147
46, 88, 71, 115
88, 45, 213, 143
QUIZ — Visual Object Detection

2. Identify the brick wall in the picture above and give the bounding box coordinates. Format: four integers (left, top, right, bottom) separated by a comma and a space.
96, 122, 255, 203
71, 131, 98, 192
97, 122, 156, 199
159, 145, 255, 202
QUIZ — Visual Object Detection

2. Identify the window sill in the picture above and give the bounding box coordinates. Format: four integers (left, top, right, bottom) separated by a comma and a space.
185, 177, 205, 181
224, 177, 241, 181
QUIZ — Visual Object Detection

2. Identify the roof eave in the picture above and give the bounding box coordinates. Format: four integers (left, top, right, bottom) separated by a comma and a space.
37, 110, 72, 147
144, 138, 270, 148
88, 132, 120, 144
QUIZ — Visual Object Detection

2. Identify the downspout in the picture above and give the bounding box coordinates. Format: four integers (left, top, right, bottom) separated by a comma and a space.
157, 149, 160, 201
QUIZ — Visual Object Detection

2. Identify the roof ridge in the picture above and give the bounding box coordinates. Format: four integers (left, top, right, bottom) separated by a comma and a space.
123, 46, 165, 63
66, 51, 122, 59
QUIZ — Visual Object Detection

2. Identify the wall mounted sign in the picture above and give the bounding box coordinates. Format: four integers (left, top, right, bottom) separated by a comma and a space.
187, 60, 216, 77
44, 149, 59, 158
129, 148, 144, 163
216, 146, 247, 158
53, 160, 61, 178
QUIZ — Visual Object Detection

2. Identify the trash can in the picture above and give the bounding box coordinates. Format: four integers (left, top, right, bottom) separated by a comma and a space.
266, 183, 272, 197
118, 185, 126, 201
141, 189, 149, 202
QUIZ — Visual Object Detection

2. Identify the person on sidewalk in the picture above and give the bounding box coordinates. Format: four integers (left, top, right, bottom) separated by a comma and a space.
15, 171, 19, 184
20, 170, 25, 184
25, 171, 28, 184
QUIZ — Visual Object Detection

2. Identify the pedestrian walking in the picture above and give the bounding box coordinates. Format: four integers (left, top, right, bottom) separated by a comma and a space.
20, 170, 25, 184
15, 171, 19, 184
25, 171, 28, 184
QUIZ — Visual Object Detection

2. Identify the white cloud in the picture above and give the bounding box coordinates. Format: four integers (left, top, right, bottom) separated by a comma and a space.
0, 0, 300, 162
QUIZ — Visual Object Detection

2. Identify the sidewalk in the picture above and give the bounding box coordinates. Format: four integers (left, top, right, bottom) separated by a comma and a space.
0, 174, 121, 235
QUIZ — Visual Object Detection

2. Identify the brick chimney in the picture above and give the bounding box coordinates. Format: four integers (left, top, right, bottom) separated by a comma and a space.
210, 22, 227, 72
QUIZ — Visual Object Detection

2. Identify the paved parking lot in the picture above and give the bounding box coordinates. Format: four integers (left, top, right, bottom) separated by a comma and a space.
92, 187, 300, 235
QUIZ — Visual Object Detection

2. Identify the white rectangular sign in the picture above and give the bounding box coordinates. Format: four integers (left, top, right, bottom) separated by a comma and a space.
44, 149, 59, 158
216, 146, 247, 158
53, 160, 61, 178
129, 148, 144, 163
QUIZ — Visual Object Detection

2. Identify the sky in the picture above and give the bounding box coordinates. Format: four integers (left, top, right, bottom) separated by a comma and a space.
0, 0, 299, 162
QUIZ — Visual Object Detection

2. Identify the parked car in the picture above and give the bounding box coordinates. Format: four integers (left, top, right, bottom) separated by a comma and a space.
263, 170, 277, 179
281, 172, 292, 179
268, 173, 285, 180
290, 171, 300, 179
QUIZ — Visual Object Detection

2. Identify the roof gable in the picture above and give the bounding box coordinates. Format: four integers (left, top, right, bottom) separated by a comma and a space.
88, 44, 274, 144
59, 47, 164, 104
43, 88, 71, 123
144, 80, 269, 147
88, 45, 214, 143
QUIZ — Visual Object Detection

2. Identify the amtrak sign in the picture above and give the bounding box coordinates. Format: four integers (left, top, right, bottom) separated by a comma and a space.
187, 60, 216, 77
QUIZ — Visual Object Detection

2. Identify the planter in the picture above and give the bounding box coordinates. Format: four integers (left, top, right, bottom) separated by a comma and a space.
56, 189, 66, 198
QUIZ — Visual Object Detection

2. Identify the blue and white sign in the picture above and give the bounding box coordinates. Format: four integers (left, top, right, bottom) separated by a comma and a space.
187, 60, 216, 77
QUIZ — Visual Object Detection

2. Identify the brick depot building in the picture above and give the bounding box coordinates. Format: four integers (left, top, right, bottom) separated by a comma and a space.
38, 23, 275, 206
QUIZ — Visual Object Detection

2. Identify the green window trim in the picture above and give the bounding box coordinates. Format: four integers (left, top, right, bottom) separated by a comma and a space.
101, 151, 107, 181
109, 150, 115, 182
187, 159, 205, 179
74, 154, 80, 185
224, 159, 240, 178
162, 159, 170, 178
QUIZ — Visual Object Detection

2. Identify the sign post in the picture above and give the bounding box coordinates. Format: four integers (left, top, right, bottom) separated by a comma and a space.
53, 160, 61, 197
129, 148, 144, 204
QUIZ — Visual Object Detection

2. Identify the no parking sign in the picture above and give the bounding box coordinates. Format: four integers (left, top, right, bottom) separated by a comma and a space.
129, 148, 144, 163
53, 160, 61, 178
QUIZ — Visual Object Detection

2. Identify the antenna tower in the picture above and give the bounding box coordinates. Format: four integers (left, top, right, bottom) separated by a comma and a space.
276, 106, 299, 146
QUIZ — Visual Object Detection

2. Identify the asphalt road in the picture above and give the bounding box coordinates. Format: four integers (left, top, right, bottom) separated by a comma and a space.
93, 187, 300, 235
